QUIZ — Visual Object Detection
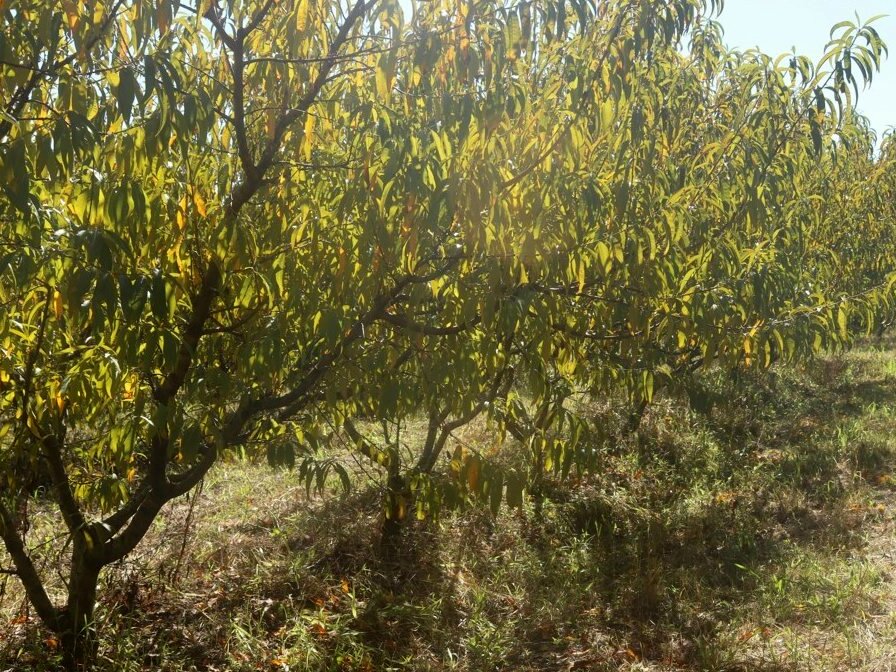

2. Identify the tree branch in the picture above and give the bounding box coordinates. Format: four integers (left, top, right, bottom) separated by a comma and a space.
255, 0, 376, 179
343, 418, 392, 467
38, 435, 86, 536
237, 0, 278, 39
381, 312, 479, 336
0, 499, 61, 632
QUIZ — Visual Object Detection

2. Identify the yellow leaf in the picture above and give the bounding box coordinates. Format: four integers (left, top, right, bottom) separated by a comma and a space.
295, 0, 310, 32
63, 0, 80, 31
53, 290, 64, 319
266, 108, 277, 140
117, 19, 130, 61
157, 0, 170, 35
375, 65, 390, 101
596, 241, 610, 271
466, 457, 480, 491
123, 376, 137, 400
177, 194, 188, 229
192, 187, 207, 217
837, 305, 848, 340
302, 113, 316, 162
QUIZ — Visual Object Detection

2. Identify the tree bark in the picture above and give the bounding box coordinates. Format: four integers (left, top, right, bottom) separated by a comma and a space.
59, 535, 102, 671
380, 474, 407, 562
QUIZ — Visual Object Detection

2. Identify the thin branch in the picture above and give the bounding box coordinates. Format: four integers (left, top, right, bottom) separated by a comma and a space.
38, 435, 86, 536
238, 0, 278, 40
381, 312, 479, 336
0, 499, 60, 632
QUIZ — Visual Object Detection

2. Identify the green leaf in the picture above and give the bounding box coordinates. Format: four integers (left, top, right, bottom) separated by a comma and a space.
150, 271, 169, 321
489, 470, 503, 515
506, 473, 524, 509
116, 67, 138, 121
119, 274, 148, 322
378, 379, 400, 418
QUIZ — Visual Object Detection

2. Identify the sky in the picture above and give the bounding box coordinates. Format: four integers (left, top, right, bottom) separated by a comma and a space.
716, 0, 895, 133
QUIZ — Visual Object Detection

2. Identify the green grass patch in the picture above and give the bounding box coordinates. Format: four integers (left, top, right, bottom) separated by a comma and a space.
5, 342, 896, 670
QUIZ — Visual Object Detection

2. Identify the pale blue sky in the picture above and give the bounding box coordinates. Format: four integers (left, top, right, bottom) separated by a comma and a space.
717, 0, 895, 133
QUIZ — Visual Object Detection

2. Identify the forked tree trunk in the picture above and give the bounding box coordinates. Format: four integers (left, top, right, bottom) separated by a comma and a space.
59, 539, 101, 670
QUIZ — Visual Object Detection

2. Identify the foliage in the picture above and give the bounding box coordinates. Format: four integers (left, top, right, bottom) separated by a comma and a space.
0, 0, 894, 666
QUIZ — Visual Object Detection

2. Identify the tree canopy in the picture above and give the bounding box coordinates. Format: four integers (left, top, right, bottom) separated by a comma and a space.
0, 0, 894, 667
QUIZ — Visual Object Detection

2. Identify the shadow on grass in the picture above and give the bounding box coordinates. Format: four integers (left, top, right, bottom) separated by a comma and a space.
118, 352, 896, 669
514, 351, 896, 669
6, 346, 896, 671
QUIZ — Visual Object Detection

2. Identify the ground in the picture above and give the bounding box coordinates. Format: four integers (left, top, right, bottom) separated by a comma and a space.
4, 342, 896, 670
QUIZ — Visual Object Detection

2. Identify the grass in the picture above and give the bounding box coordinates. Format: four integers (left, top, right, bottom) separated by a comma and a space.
5, 340, 896, 670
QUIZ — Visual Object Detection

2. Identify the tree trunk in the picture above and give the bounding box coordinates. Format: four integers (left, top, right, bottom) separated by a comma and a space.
380, 515, 403, 561
380, 474, 407, 563
627, 398, 649, 433
60, 541, 101, 671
